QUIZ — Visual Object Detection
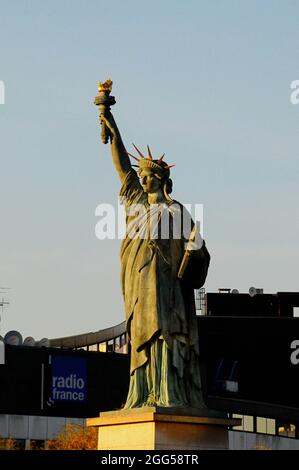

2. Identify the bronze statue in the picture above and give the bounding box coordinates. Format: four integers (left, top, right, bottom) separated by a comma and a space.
95, 81, 210, 409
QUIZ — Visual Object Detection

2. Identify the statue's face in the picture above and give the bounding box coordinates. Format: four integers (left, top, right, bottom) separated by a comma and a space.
139, 169, 161, 193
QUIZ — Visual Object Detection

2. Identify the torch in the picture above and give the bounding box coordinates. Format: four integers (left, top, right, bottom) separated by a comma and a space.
94, 79, 116, 144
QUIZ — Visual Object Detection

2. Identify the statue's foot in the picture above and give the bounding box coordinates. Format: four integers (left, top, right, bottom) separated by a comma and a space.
144, 397, 156, 407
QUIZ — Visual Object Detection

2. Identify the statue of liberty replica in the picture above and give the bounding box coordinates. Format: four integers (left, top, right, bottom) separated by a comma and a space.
95, 80, 210, 410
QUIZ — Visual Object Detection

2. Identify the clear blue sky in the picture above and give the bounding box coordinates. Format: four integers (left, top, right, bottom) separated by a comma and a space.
0, 0, 298, 340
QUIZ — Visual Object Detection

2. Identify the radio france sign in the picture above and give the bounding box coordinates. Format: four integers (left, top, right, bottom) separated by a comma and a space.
51, 356, 87, 403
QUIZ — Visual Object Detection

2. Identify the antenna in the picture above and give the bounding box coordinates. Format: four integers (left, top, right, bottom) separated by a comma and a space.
0, 297, 10, 312
0, 287, 10, 336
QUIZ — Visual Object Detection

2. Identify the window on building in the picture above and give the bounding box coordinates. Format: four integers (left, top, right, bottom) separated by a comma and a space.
30, 439, 45, 450
243, 415, 254, 432
232, 414, 243, 431
256, 417, 276, 435
99, 342, 107, 352
88, 344, 98, 352
120, 333, 127, 348
257, 417, 266, 433
277, 422, 296, 438
114, 337, 120, 351
266, 419, 275, 435
232, 414, 254, 432
14, 439, 26, 450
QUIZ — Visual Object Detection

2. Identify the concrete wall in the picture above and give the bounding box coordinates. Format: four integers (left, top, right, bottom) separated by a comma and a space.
0, 414, 85, 441
1, 416, 299, 450
229, 430, 299, 450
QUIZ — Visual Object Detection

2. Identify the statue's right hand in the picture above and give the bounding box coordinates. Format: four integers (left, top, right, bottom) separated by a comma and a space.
100, 112, 117, 139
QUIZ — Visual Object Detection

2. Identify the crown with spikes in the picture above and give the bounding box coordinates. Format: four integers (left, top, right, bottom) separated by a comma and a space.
127, 144, 175, 179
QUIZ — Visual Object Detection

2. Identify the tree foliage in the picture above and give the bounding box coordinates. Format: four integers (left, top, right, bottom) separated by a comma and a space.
46, 424, 97, 450
0, 438, 16, 450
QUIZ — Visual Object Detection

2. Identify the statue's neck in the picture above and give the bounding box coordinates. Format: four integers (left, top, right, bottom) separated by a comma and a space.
147, 189, 165, 205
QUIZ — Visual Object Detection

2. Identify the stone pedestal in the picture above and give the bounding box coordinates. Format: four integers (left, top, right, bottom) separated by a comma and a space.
87, 407, 241, 450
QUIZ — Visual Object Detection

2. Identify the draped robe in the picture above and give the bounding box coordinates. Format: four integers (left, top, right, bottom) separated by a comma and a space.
119, 170, 210, 408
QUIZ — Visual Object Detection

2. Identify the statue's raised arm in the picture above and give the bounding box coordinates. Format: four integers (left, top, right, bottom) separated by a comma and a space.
94, 80, 131, 183
101, 112, 131, 183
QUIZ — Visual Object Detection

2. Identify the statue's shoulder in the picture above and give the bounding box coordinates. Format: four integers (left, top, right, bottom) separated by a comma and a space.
119, 169, 145, 205
170, 199, 184, 208
170, 200, 192, 218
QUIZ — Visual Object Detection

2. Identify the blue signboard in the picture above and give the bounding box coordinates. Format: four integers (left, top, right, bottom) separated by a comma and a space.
51, 356, 87, 403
